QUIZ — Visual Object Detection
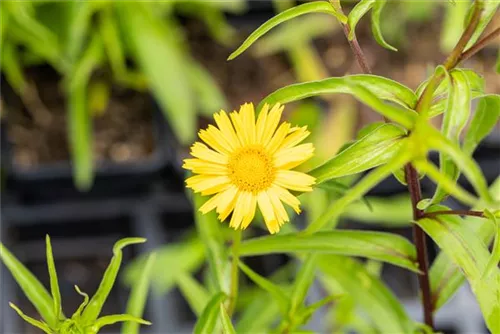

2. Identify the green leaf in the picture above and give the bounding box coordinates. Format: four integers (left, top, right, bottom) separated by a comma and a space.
425, 125, 494, 205
238, 261, 290, 313
259, 76, 417, 128
239, 231, 419, 272
413, 158, 477, 206
122, 253, 156, 334
176, 271, 211, 316
430, 178, 500, 310
81, 238, 146, 325
73, 285, 89, 319
306, 144, 412, 233
370, 0, 397, 51
187, 59, 228, 117
123, 238, 205, 295
318, 256, 414, 333
417, 212, 500, 333
347, 0, 376, 40
228, 2, 346, 60
193, 292, 227, 334
288, 256, 318, 317
0, 243, 56, 327
465, 0, 499, 49
342, 195, 412, 227
93, 314, 151, 332
429, 68, 471, 205
463, 94, 500, 155
254, 15, 338, 56
45, 235, 62, 321
1, 40, 26, 94
482, 210, 500, 280
441, 0, 470, 52
193, 192, 228, 294
9, 303, 52, 334
220, 304, 236, 334
117, 4, 195, 144
309, 123, 407, 184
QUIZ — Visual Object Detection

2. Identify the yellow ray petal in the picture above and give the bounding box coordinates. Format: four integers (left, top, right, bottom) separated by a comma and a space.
241, 193, 257, 229
199, 190, 227, 214
216, 186, 239, 221
199, 127, 232, 155
214, 110, 241, 148
274, 170, 315, 192
186, 175, 231, 195
230, 192, 249, 229
270, 185, 301, 214
256, 104, 269, 144
279, 126, 310, 150
274, 144, 315, 169
261, 104, 284, 146
190, 142, 229, 164
183, 159, 228, 175
266, 122, 291, 154
243, 103, 256, 144
257, 191, 280, 234
267, 190, 289, 226
230, 110, 249, 146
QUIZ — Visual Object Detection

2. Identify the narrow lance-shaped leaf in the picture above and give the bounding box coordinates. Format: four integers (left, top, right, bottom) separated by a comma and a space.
81, 238, 146, 325
93, 314, 151, 333
306, 144, 412, 234
425, 125, 494, 205
1, 41, 26, 94
122, 253, 156, 334
239, 231, 419, 272
309, 123, 407, 184
463, 94, 500, 155
9, 303, 52, 334
370, 0, 397, 51
193, 292, 227, 334
220, 304, 236, 334
429, 68, 471, 205
288, 255, 318, 317
430, 178, 500, 311
347, 0, 376, 40
259, 77, 417, 128
117, 3, 195, 144
464, 0, 499, 49
45, 235, 62, 321
176, 271, 211, 316
228, 2, 346, 60
481, 210, 500, 280
0, 243, 56, 327
318, 256, 415, 333
238, 261, 290, 314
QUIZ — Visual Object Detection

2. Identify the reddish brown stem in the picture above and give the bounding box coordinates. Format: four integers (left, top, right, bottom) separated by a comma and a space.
341, 23, 372, 74
405, 164, 434, 328
423, 210, 485, 219
458, 27, 500, 64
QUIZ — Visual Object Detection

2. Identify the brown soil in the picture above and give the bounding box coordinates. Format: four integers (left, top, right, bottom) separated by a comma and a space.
3, 67, 155, 169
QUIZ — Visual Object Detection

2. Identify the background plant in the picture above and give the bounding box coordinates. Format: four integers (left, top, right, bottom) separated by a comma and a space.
0, 0, 244, 190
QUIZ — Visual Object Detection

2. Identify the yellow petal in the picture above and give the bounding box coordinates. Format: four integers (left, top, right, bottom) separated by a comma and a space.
216, 186, 239, 221
257, 191, 280, 234
186, 175, 231, 195
266, 122, 291, 154
279, 126, 310, 150
274, 144, 315, 169
230, 192, 249, 229
242, 103, 256, 144
256, 104, 269, 144
261, 104, 284, 146
183, 159, 228, 175
270, 185, 301, 214
214, 111, 241, 149
274, 170, 315, 192
241, 193, 257, 229
199, 127, 232, 155
230, 111, 249, 146
199, 190, 227, 214
268, 190, 289, 226
190, 142, 229, 164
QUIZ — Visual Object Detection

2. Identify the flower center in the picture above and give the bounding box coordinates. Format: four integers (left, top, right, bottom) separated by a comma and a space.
228, 145, 275, 193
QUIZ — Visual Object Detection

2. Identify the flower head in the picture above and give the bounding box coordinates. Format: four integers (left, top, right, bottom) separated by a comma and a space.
183, 103, 315, 234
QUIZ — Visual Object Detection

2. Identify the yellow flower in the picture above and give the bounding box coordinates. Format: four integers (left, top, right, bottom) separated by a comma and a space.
183, 103, 315, 234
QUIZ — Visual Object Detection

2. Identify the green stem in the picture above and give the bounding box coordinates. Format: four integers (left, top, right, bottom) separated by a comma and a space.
227, 229, 242, 316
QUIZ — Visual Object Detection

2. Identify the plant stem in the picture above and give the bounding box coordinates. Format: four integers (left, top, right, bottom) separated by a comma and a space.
341, 23, 372, 74
423, 210, 485, 219
227, 229, 242, 316
458, 27, 500, 64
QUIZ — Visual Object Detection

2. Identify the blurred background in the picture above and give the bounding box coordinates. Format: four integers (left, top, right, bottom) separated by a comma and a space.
1, 1, 499, 333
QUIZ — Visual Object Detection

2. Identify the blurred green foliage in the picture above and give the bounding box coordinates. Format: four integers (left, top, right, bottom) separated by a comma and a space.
0, 0, 244, 190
